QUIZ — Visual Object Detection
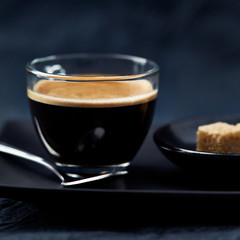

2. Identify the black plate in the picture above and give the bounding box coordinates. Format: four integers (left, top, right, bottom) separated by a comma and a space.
154, 114, 240, 171
2, 118, 240, 210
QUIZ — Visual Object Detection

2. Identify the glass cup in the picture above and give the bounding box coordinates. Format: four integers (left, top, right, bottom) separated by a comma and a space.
26, 53, 159, 176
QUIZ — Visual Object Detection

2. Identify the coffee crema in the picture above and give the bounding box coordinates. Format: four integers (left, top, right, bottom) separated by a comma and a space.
27, 79, 157, 107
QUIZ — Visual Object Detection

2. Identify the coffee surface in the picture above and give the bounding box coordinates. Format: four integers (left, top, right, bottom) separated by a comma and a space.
28, 80, 157, 107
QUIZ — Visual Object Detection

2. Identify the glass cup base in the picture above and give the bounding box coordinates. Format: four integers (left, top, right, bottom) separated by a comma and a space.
55, 162, 130, 177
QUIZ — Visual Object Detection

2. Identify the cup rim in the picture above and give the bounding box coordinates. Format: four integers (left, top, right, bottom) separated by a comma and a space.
26, 53, 159, 81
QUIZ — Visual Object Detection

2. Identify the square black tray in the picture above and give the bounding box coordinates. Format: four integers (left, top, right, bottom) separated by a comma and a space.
1, 119, 240, 221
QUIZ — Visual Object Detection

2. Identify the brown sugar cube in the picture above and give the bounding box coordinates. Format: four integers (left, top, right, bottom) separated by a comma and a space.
196, 122, 240, 154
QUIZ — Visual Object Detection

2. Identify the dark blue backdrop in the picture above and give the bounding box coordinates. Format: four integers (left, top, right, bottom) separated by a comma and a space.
0, 0, 240, 127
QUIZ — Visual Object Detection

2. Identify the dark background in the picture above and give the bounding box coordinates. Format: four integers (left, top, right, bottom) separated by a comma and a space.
0, 0, 240, 127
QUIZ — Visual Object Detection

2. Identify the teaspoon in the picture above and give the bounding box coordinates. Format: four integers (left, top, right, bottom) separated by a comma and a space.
0, 142, 127, 187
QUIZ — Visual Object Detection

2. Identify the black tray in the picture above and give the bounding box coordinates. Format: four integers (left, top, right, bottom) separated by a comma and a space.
2, 118, 240, 214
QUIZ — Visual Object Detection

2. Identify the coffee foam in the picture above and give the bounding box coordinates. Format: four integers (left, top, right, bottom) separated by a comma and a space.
27, 80, 157, 107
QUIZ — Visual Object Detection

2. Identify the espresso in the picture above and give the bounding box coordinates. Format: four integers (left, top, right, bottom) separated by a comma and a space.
28, 80, 157, 167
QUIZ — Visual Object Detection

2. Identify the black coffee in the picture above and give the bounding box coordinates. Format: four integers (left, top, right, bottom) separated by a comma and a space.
28, 80, 157, 167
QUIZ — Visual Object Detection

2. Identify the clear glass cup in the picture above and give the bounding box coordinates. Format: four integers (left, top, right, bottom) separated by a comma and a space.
26, 53, 159, 176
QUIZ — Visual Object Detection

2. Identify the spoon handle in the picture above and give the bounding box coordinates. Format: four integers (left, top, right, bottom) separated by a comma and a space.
0, 142, 128, 187
0, 142, 64, 182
